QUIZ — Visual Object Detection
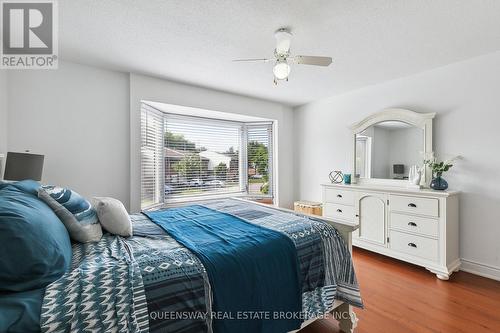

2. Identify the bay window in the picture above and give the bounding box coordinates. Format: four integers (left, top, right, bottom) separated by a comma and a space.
140, 103, 274, 208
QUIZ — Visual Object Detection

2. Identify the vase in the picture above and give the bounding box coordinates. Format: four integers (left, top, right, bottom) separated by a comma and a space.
430, 174, 448, 190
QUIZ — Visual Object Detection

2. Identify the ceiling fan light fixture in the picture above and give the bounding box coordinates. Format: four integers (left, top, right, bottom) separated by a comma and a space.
273, 60, 291, 80
232, 27, 332, 83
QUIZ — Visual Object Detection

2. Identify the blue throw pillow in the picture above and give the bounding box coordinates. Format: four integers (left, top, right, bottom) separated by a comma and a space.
41, 185, 98, 225
1, 179, 41, 195
15, 179, 42, 195
0, 288, 46, 333
38, 185, 102, 243
0, 184, 72, 292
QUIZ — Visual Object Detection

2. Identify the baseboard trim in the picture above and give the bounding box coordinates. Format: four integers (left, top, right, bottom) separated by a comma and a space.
460, 259, 500, 281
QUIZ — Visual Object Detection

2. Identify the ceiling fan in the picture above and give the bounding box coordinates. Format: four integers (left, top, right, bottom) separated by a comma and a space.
233, 28, 332, 84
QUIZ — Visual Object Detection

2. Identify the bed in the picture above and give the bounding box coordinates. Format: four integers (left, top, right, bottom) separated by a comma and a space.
21, 198, 362, 333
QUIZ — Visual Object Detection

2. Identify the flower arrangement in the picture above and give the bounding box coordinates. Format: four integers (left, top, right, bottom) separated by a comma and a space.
423, 155, 461, 190
424, 158, 453, 177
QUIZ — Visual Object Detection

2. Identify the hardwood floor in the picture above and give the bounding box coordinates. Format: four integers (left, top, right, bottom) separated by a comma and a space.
300, 248, 500, 333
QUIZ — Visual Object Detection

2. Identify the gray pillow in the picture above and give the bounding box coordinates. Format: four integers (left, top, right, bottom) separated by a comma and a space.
92, 197, 132, 237
38, 189, 102, 243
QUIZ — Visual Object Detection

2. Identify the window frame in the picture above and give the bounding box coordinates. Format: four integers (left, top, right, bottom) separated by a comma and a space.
244, 122, 274, 200
355, 135, 372, 178
140, 104, 166, 208
140, 103, 275, 208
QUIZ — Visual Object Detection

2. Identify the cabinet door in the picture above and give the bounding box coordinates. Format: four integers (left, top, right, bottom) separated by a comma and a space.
357, 192, 387, 246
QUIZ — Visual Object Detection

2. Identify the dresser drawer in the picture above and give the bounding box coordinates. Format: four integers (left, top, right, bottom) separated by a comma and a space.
390, 213, 439, 237
323, 203, 356, 221
390, 195, 439, 217
324, 188, 355, 206
389, 230, 438, 262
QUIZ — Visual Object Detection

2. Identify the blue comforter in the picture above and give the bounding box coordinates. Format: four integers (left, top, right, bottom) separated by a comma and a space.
144, 205, 302, 333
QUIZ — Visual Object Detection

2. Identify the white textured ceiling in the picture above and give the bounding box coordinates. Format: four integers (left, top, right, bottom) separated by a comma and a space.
60, 0, 500, 106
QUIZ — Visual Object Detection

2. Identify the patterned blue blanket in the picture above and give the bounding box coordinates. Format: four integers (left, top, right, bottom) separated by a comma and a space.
40, 236, 150, 332
41, 199, 362, 333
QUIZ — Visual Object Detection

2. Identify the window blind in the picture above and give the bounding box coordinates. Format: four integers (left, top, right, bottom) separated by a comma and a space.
164, 114, 244, 199
247, 123, 273, 197
141, 104, 165, 207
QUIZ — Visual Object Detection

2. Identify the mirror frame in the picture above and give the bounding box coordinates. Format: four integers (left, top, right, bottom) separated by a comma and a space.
350, 108, 436, 187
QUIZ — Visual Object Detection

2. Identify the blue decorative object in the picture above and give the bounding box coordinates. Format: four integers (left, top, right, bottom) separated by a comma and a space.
343, 173, 351, 184
430, 175, 448, 190
424, 156, 460, 191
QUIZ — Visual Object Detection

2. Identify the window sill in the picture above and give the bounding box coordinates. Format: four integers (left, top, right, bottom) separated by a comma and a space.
142, 192, 273, 210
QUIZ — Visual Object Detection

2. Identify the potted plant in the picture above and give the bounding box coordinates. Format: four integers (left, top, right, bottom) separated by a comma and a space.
423, 155, 460, 190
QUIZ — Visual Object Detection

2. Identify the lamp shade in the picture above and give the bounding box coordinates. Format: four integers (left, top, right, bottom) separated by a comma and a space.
393, 164, 405, 175
273, 60, 291, 80
4, 152, 44, 181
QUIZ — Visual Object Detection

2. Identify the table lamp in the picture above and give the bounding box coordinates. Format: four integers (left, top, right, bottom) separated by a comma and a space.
3, 152, 45, 181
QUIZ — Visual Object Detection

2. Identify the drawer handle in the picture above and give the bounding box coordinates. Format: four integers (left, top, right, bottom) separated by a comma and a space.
337, 194, 343, 198
408, 203, 417, 208
336, 209, 343, 213
408, 222, 417, 227
408, 242, 417, 248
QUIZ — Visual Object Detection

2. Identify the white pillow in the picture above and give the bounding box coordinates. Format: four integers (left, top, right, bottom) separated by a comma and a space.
93, 197, 133, 237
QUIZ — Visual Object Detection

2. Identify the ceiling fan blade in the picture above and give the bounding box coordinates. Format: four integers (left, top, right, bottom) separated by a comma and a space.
232, 58, 272, 63
294, 55, 332, 66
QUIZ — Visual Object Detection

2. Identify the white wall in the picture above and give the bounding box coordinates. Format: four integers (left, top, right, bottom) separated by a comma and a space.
129, 73, 294, 212
294, 51, 500, 278
0, 70, 7, 155
7, 62, 131, 207
0, 70, 7, 178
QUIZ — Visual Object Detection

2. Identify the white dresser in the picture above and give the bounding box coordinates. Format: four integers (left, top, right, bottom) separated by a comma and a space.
322, 183, 460, 280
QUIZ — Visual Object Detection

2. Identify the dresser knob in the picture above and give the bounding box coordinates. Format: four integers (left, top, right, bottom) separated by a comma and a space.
337, 194, 343, 198
408, 242, 417, 248
408, 222, 417, 227
336, 209, 343, 213
408, 203, 417, 208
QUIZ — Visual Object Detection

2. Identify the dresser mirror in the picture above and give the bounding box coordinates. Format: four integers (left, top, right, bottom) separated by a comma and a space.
350, 108, 435, 186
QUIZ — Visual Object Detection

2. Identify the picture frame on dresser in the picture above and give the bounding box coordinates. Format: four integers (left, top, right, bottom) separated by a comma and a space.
323, 108, 460, 280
